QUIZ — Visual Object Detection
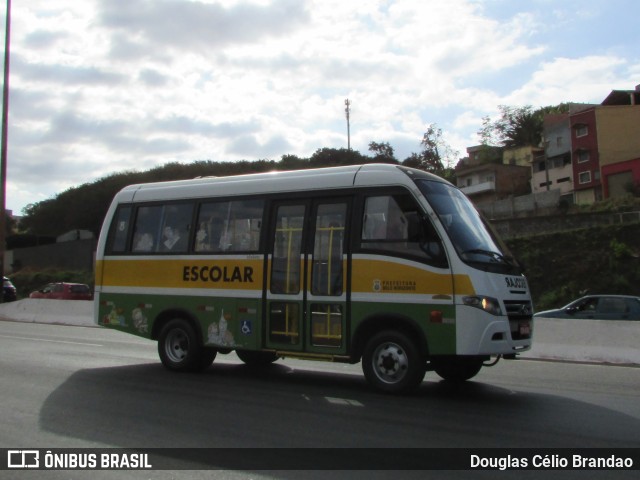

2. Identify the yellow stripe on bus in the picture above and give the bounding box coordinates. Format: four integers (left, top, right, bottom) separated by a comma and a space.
97, 257, 476, 297
97, 258, 264, 291
350, 258, 475, 296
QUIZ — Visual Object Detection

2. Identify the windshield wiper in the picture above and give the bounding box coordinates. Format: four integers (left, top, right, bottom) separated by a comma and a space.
461, 249, 510, 264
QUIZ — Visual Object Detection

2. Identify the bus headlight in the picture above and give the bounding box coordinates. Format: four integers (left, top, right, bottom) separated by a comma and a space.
463, 296, 502, 316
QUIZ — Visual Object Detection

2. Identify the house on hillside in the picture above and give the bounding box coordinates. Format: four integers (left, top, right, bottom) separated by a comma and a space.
456, 84, 639, 212
502, 145, 544, 167
455, 145, 531, 205
567, 85, 640, 204
532, 114, 573, 204
597, 85, 640, 199
601, 86, 640, 106
570, 106, 602, 204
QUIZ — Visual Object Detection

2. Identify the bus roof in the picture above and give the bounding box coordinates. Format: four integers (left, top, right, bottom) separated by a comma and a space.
115, 163, 449, 204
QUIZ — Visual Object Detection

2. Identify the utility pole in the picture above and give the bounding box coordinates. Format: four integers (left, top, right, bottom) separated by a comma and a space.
0, 0, 11, 293
344, 99, 351, 151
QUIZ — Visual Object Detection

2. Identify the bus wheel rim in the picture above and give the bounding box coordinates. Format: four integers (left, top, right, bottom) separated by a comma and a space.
372, 342, 408, 384
165, 329, 189, 363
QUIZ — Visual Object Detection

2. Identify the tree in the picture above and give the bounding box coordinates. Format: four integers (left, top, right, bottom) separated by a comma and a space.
309, 147, 368, 167
478, 104, 571, 149
478, 105, 541, 148
402, 124, 457, 179
368, 141, 396, 163
478, 115, 500, 147
279, 154, 306, 170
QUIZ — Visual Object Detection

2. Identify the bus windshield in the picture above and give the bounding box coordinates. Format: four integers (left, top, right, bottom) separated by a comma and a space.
415, 179, 521, 274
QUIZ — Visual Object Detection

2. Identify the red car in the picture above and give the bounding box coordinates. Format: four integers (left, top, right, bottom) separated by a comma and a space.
29, 282, 93, 300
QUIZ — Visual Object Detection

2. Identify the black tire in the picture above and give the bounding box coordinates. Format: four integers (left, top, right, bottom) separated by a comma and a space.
432, 356, 483, 382
362, 330, 426, 393
158, 319, 213, 372
236, 350, 279, 366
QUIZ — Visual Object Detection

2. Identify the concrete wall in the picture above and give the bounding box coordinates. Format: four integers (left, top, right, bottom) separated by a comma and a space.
0, 299, 94, 326
489, 210, 640, 240
522, 316, 640, 365
477, 189, 561, 219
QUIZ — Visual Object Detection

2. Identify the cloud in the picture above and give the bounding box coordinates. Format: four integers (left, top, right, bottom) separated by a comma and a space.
4, 0, 638, 215
505, 56, 629, 106
228, 133, 293, 158
99, 0, 309, 57
138, 68, 171, 87
12, 54, 125, 87
23, 30, 71, 49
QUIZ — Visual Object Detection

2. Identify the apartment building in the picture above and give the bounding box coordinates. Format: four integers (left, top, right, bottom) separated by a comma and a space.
532, 114, 573, 203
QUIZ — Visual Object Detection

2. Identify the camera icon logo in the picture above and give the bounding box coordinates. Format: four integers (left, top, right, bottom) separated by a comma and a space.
7, 450, 40, 469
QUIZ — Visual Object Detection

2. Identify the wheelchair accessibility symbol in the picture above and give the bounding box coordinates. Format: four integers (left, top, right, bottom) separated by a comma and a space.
241, 320, 252, 335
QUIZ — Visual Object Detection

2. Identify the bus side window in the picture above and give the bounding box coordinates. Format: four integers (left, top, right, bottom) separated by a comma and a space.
195, 199, 264, 253
360, 194, 447, 268
107, 206, 132, 253
159, 204, 193, 252
132, 206, 162, 253
131, 203, 193, 253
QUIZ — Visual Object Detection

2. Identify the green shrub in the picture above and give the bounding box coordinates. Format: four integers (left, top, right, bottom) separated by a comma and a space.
507, 223, 640, 310
610, 239, 634, 260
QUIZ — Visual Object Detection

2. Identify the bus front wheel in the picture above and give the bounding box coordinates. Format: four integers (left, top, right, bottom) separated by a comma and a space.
158, 319, 215, 372
362, 330, 426, 393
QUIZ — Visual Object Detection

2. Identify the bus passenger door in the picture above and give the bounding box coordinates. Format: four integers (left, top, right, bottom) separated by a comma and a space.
265, 199, 350, 355
266, 203, 307, 351
306, 200, 349, 355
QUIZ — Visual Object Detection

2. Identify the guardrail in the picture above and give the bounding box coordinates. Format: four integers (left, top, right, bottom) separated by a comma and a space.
0, 299, 94, 327
521, 317, 640, 365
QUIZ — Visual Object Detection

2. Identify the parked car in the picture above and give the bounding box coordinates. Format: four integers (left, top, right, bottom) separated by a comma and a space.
29, 282, 93, 301
534, 295, 640, 321
3, 277, 17, 302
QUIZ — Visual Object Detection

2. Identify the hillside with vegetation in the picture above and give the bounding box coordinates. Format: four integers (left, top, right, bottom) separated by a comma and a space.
16, 153, 367, 238
507, 222, 640, 311
17, 150, 420, 239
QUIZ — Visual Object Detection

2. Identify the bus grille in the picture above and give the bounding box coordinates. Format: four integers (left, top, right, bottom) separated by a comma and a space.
504, 300, 533, 340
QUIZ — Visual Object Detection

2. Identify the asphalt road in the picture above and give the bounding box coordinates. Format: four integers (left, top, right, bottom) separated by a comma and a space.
1, 320, 639, 480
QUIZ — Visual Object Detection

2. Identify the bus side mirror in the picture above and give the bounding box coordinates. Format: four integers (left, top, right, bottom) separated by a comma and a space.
418, 217, 447, 267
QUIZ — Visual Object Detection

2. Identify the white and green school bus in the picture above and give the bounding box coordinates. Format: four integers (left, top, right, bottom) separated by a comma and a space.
95, 164, 533, 393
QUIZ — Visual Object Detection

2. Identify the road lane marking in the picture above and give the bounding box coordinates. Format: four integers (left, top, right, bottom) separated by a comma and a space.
0, 334, 103, 347
325, 397, 364, 406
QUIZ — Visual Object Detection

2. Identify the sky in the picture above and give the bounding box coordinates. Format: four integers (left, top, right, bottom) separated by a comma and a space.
2, 0, 639, 215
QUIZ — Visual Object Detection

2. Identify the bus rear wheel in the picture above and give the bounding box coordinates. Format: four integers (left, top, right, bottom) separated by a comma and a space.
362, 330, 426, 393
432, 356, 483, 382
158, 319, 214, 372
